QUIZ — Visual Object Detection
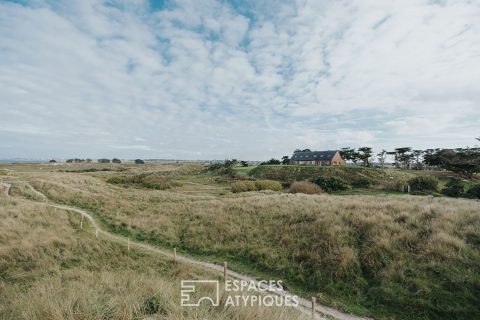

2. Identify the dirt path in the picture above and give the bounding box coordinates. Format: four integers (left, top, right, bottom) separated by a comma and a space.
23, 183, 371, 320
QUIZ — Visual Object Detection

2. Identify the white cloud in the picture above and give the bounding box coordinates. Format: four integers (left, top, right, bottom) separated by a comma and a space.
0, 0, 479, 160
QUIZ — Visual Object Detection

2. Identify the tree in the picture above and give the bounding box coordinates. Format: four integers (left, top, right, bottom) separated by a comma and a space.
282, 156, 290, 165
260, 158, 281, 165
224, 159, 238, 168
377, 150, 387, 169
302, 149, 311, 152
66, 159, 73, 163
423, 148, 479, 178
340, 148, 359, 163
394, 147, 413, 169
134, 159, 145, 164
412, 150, 424, 170
49, 159, 56, 163
98, 158, 110, 163
86, 158, 92, 163
112, 158, 121, 163
240, 160, 248, 167
358, 147, 373, 167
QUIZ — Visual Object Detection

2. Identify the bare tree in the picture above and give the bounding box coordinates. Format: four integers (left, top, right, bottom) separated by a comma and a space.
377, 150, 387, 169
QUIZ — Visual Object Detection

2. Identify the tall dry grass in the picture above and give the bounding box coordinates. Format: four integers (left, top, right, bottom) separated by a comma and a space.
0, 194, 303, 320
10, 166, 480, 319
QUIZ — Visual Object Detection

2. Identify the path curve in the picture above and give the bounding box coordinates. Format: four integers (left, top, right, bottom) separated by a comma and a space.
28, 183, 371, 320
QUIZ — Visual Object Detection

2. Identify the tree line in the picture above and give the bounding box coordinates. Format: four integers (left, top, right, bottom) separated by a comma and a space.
339, 145, 480, 177
51, 158, 145, 164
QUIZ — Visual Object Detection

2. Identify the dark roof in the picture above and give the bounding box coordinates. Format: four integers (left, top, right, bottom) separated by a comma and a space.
291, 150, 339, 161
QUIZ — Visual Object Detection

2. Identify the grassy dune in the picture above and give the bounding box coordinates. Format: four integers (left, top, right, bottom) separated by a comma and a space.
0, 192, 303, 320
249, 165, 417, 189
10, 164, 479, 320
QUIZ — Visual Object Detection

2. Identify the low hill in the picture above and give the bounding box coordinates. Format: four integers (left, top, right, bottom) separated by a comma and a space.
249, 165, 417, 188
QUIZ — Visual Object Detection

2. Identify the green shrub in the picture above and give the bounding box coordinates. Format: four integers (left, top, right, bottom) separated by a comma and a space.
107, 176, 126, 184
254, 180, 283, 191
137, 174, 176, 190
0, 170, 6, 176
351, 177, 373, 188
466, 184, 480, 199
314, 177, 349, 192
432, 192, 442, 197
107, 173, 177, 190
289, 181, 323, 194
407, 176, 439, 193
231, 181, 257, 193
143, 296, 160, 315
442, 178, 464, 197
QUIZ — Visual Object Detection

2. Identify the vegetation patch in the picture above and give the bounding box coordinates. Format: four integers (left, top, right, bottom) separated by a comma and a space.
314, 176, 349, 192
231, 180, 282, 193
289, 181, 323, 194
250, 165, 415, 191
107, 173, 178, 190
407, 176, 439, 194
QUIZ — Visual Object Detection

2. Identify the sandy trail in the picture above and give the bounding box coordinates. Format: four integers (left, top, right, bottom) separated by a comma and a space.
16, 182, 372, 320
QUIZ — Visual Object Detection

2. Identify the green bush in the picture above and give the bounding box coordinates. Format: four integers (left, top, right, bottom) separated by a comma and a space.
407, 176, 439, 193
107, 173, 177, 190
432, 192, 442, 197
314, 177, 349, 192
466, 184, 480, 199
442, 178, 464, 197
289, 181, 323, 194
254, 180, 283, 191
107, 176, 126, 184
0, 170, 6, 176
351, 177, 373, 188
231, 181, 256, 193
136, 174, 175, 190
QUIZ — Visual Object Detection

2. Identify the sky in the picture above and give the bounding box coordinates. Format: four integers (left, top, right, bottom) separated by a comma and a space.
0, 0, 479, 160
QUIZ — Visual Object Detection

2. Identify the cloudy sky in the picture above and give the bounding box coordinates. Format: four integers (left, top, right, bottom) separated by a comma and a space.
1, 0, 479, 160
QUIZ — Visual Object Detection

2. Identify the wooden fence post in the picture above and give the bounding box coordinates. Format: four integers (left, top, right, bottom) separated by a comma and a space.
127, 238, 130, 251
311, 297, 316, 320
224, 261, 228, 284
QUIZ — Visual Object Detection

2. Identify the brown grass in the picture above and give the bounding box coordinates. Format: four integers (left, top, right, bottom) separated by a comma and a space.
289, 181, 323, 194
0, 194, 303, 320
4, 163, 480, 319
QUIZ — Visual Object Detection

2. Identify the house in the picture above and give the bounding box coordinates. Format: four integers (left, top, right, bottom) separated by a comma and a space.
290, 150, 346, 166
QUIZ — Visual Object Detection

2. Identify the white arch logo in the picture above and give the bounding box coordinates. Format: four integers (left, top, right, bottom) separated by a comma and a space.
181, 280, 220, 307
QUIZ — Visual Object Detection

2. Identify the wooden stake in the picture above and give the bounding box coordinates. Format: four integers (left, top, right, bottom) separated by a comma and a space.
311, 297, 316, 320
173, 247, 176, 262
223, 261, 228, 283
127, 238, 130, 251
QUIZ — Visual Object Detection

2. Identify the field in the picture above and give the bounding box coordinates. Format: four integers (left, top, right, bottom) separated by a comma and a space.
1, 163, 480, 319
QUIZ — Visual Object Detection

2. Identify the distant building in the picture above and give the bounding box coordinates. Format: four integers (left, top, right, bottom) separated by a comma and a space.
290, 150, 346, 166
